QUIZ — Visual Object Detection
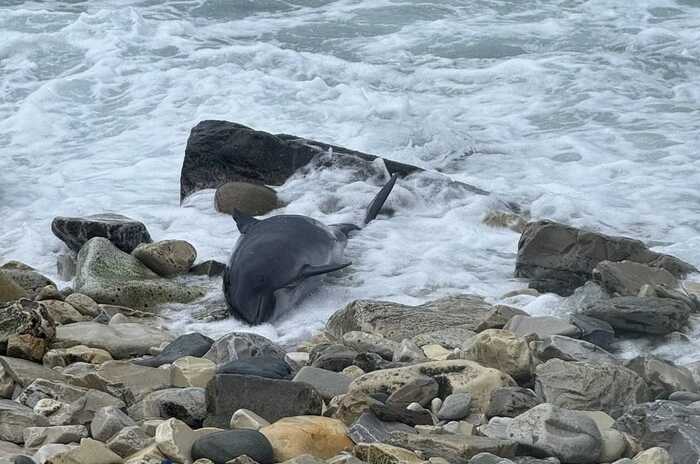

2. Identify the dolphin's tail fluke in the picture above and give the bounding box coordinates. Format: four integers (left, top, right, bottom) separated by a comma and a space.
363, 173, 399, 225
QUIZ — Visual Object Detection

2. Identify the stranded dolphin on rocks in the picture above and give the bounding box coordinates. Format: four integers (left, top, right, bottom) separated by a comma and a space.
224, 174, 399, 325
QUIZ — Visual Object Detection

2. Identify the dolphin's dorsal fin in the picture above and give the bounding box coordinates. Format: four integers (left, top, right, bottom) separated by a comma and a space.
232, 208, 260, 233
282, 262, 352, 288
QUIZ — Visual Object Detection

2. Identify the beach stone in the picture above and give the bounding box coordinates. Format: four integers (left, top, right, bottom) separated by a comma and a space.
633, 448, 672, 464
16, 378, 124, 413
535, 359, 649, 418
39, 300, 88, 325
34, 399, 65, 416
593, 261, 678, 297
437, 393, 472, 421
122, 443, 164, 464
154, 418, 222, 464
514, 220, 695, 296
311, 350, 357, 372
581, 296, 691, 335
327, 295, 494, 341
292, 367, 351, 401
625, 355, 697, 399
74, 237, 204, 309
475, 306, 529, 332
35, 285, 64, 302
230, 409, 270, 431
217, 357, 292, 380
350, 360, 515, 414
386, 433, 517, 463
0, 271, 27, 303
51, 214, 151, 254
485, 387, 540, 418
569, 314, 616, 349
385, 376, 439, 408
52, 322, 173, 359
204, 333, 286, 365
284, 352, 309, 369
422, 344, 452, 361
214, 182, 280, 216
506, 404, 602, 463
260, 416, 353, 461
341, 332, 398, 360
47, 438, 123, 464
62, 294, 101, 318
412, 327, 477, 350
469, 453, 515, 464
0, 400, 49, 443
91, 406, 136, 442
205, 375, 322, 428
6, 334, 47, 363
347, 412, 415, 444
108, 314, 129, 325
600, 429, 627, 463
353, 443, 423, 464
171, 356, 216, 388
0, 299, 55, 357
669, 390, 700, 403
457, 329, 533, 381
33, 443, 78, 464
23, 425, 88, 448
128, 387, 206, 427
189, 260, 227, 277
132, 240, 197, 277
133, 333, 214, 368
392, 339, 427, 363
43, 345, 113, 368
107, 425, 152, 458
369, 401, 433, 426
503, 316, 579, 339
326, 390, 378, 426
0, 262, 55, 298
191, 430, 274, 464
92, 360, 172, 402
478, 417, 513, 440
531, 335, 618, 364
431, 397, 442, 415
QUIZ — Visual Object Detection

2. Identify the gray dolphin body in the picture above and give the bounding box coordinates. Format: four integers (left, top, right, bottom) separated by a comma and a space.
224, 174, 398, 325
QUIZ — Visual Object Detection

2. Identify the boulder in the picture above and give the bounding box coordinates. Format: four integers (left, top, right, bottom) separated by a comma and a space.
292, 367, 351, 401
230, 409, 270, 431
625, 356, 698, 399
0, 271, 26, 303
260, 416, 353, 461
341, 332, 398, 360
64, 294, 101, 317
0, 355, 66, 393
326, 295, 494, 341
35, 285, 63, 301
43, 345, 113, 368
107, 425, 152, 458
205, 375, 322, 427
189, 260, 227, 277
7, 334, 48, 363
51, 213, 151, 253
437, 393, 472, 421
214, 182, 280, 216
191, 430, 274, 464
122, 443, 164, 464
52, 322, 173, 359
171, 356, 216, 388
593, 261, 678, 297
132, 240, 197, 277
456, 329, 533, 381
633, 448, 672, 464
503, 315, 579, 339
46, 438, 123, 464
93, 360, 172, 402
474, 306, 529, 332
506, 404, 602, 463
485, 387, 541, 418
155, 418, 222, 464
180, 120, 433, 201
535, 359, 649, 417
369, 401, 433, 426
0, 299, 55, 355
349, 360, 516, 413
531, 335, 619, 364
0, 400, 49, 444
385, 376, 439, 408
422, 344, 452, 361
217, 357, 292, 380
581, 297, 691, 335
91, 406, 136, 442
411, 327, 477, 350
74, 238, 204, 309
133, 333, 214, 368
347, 412, 415, 444
204, 333, 286, 365
0, 262, 55, 298
392, 339, 427, 363
569, 314, 615, 350
128, 387, 207, 427
514, 220, 696, 295
39, 300, 88, 325
23, 425, 88, 448
16, 378, 124, 412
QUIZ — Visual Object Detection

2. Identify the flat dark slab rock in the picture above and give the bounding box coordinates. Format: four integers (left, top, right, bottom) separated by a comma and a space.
132, 333, 214, 367
51, 214, 152, 253
180, 120, 489, 201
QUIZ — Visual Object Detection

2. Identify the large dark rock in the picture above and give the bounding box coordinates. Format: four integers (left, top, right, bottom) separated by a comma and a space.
191, 429, 274, 464
485, 387, 541, 419
569, 314, 615, 350
514, 221, 696, 296
624, 356, 698, 399
132, 333, 214, 367
217, 357, 292, 380
614, 400, 700, 464
180, 121, 480, 201
369, 401, 434, 426
581, 296, 691, 335
205, 374, 322, 427
204, 332, 286, 365
592, 260, 678, 297
51, 214, 152, 253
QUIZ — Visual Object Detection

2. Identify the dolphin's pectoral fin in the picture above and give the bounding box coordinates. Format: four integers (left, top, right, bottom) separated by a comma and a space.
281, 262, 352, 288
232, 208, 260, 233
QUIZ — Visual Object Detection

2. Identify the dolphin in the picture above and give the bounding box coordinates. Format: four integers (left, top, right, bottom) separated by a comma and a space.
223, 173, 399, 325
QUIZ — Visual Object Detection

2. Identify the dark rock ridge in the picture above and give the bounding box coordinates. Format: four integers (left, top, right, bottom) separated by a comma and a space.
52, 213, 152, 253
180, 120, 488, 201
515, 220, 696, 296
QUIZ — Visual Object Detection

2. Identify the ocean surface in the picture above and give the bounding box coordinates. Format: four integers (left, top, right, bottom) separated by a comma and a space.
1, 1, 699, 358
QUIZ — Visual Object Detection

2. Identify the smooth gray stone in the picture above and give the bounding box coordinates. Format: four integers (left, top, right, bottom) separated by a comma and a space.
347, 412, 416, 444
437, 393, 472, 421
292, 366, 351, 401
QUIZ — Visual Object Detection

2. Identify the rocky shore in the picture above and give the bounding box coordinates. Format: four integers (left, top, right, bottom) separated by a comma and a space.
1, 124, 700, 464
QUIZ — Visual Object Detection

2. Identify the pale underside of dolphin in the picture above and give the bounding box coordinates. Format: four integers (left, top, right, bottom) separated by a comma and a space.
223, 173, 399, 325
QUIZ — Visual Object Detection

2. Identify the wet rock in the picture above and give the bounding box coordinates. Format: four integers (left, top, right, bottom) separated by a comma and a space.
107, 425, 152, 458
214, 182, 280, 216
593, 261, 678, 297
23, 425, 88, 448
581, 297, 691, 335
506, 404, 602, 464
347, 412, 415, 444
189, 260, 227, 277
385, 376, 439, 408
625, 356, 697, 399
132, 240, 197, 277
171, 356, 216, 388
326, 295, 494, 341
63, 294, 101, 318
514, 220, 695, 296
456, 329, 533, 381
205, 374, 322, 428
133, 333, 214, 368
503, 315, 580, 339
204, 333, 286, 365
438, 393, 472, 421
535, 359, 649, 417
74, 238, 204, 309
475, 306, 529, 332
230, 409, 270, 431
0, 271, 26, 303
217, 357, 292, 380
91, 406, 136, 442
485, 387, 541, 418
353, 442, 423, 464
531, 335, 619, 364
52, 321, 173, 359
292, 367, 351, 401
51, 213, 152, 254
568, 314, 616, 350
0, 400, 49, 444
260, 416, 353, 461
128, 387, 206, 427
191, 429, 274, 464
0, 262, 54, 299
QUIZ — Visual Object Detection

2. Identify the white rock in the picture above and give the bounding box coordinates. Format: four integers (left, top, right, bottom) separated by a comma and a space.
230, 409, 271, 431
171, 356, 216, 388
155, 417, 222, 464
